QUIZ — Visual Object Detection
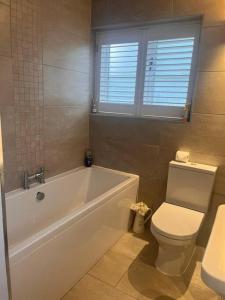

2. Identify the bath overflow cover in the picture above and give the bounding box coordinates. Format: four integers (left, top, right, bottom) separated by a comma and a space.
36, 192, 45, 201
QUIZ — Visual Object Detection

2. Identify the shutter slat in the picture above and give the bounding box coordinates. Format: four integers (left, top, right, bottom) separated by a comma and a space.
148, 45, 193, 50
147, 37, 194, 44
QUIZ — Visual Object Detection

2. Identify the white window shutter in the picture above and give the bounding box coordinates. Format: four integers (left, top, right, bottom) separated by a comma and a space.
141, 37, 195, 119
99, 43, 138, 105
94, 20, 201, 120
95, 30, 140, 115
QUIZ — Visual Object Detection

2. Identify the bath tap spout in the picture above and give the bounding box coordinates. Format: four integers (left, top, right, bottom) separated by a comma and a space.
23, 167, 47, 189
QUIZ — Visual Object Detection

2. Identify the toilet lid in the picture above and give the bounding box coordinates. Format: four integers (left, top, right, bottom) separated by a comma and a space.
151, 202, 205, 241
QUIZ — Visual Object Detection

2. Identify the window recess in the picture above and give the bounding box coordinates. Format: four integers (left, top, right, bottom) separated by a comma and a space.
94, 20, 201, 120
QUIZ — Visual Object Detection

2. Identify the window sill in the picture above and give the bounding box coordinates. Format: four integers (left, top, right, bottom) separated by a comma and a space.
89, 112, 188, 123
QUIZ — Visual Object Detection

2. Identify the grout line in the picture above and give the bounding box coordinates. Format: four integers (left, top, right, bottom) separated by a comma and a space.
88, 273, 138, 299
202, 23, 225, 29
214, 192, 225, 197
197, 70, 225, 73
115, 285, 138, 300
42, 63, 90, 75
43, 104, 90, 109
192, 112, 225, 117
115, 270, 128, 288
171, 0, 174, 18
88, 272, 116, 288
60, 270, 90, 299
114, 259, 134, 287
88, 246, 135, 287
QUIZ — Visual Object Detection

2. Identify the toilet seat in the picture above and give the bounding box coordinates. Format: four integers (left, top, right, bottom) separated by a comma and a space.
151, 202, 205, 241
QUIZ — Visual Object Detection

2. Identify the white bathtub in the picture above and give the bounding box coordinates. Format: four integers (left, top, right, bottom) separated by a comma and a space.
5, 166, 139, 300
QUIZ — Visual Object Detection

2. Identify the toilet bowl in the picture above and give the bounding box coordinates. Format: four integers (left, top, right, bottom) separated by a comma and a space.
151, 161, 217, 277
151, 202, 204, 276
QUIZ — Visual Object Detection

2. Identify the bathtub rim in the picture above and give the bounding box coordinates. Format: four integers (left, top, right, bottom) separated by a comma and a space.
6, 165, 138, 199
8, 166, 139, 264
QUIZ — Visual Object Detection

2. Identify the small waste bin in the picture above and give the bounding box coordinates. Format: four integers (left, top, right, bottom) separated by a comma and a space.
130, 202, 152, 234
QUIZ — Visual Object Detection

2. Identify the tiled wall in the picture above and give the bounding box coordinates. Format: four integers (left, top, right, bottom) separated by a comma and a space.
0, 0, 91, 191
90, 0, 225, 245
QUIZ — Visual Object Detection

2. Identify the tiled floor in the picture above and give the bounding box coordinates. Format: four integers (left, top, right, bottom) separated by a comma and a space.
62, 232, 220, 300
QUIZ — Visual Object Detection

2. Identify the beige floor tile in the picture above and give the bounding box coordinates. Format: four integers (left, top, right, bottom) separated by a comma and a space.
117, 257, 189, 300
111, 232, 150, 259
63, 234, 220, 300
89, 249, 133, 286
183, 256, 220, 300
183, 247, 205, 286
62, 274, 136, 300
182, 284, 220, 300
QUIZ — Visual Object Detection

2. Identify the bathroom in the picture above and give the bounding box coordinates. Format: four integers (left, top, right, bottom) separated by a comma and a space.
0, 0, 225, 299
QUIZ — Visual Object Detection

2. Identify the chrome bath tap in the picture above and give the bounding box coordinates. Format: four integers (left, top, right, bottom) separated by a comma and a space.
23, 167, 47, 189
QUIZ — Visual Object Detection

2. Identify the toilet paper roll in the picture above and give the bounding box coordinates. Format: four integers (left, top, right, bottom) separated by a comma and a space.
175, 151, 190, 163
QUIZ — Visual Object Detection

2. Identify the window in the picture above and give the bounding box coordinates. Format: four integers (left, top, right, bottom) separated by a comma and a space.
94, 20, 201, 120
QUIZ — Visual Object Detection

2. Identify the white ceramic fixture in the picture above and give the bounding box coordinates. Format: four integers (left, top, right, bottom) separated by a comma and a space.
201, 205, 225, 299
6, 166, 139, 300
151, 161, 217, 276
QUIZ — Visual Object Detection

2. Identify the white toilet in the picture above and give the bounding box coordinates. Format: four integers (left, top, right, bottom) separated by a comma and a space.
151, 160, 217, 276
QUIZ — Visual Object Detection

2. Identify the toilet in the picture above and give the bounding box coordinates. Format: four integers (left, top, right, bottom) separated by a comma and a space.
151, 160, 217, 276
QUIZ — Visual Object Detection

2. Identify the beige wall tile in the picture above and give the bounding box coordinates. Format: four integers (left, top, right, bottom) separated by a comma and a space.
43, 65, 90, 106
0, 56, 13, 105
107, 0, 173, 25
0, 106, 18, 192
193, 72, 225, 114
3, 150, 20, 192
197, 194, 225, 247
43, 0, 91, 36
44, 107, 89, 176
90, 115, 162, 146
91, 136, 160, 178
0, 106, 16, 152
138, 177, 166, 208
44, 137, 88, 178
91, 0, 109, 27
199, 26, 225, 71
173, 0, 225, 26
43, 28, 90, 72
61, 0, 91, 35
191, 113, 225, 138
160, 131, 225, 158
0, 0, 10, 5
92, 0, 172, 26
0, 3, 11, 57
44, 107, 89, 143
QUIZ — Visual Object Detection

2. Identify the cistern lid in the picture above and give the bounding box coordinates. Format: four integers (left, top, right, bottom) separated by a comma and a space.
170, 161, 217, 175
151, 202, 204, 241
